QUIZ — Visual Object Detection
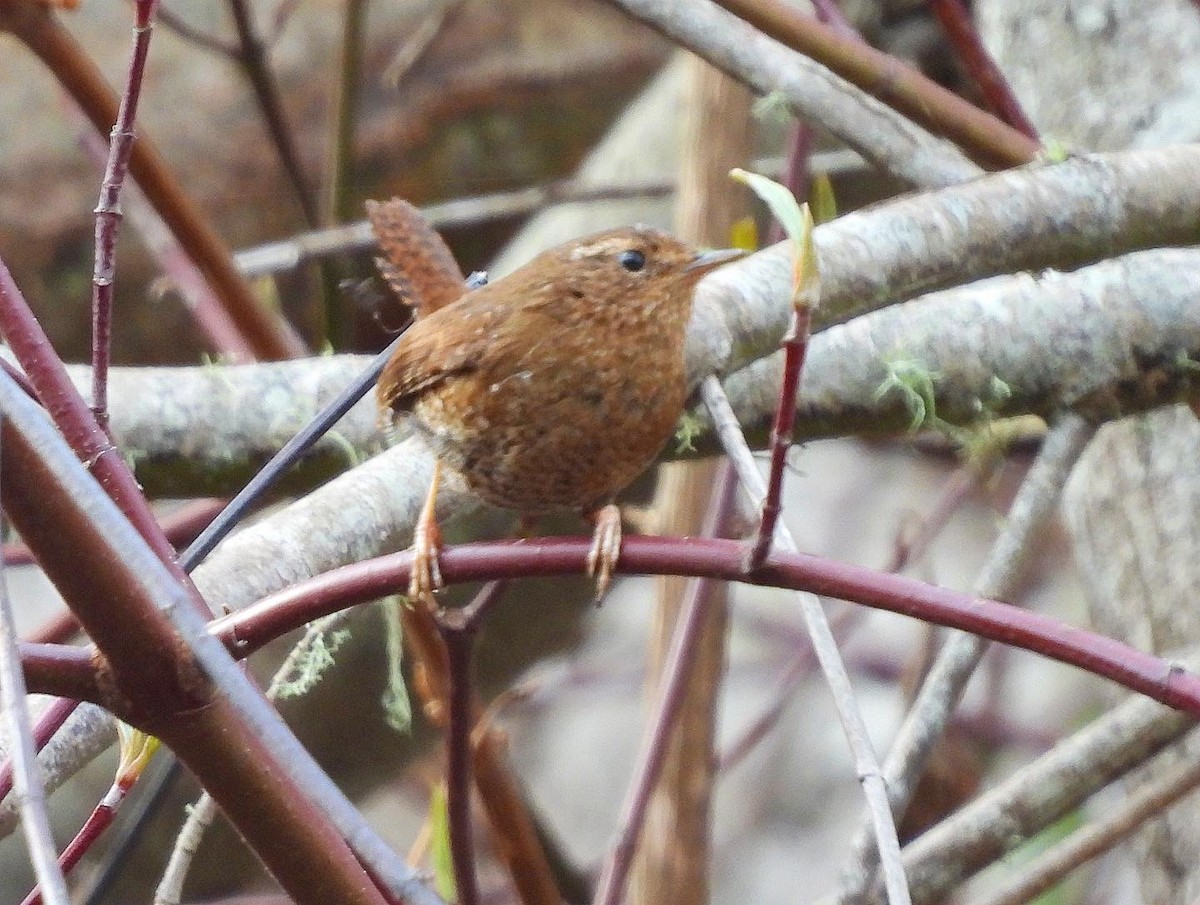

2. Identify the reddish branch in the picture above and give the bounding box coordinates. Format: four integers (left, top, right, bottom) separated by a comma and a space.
0, 372, 394, 905
706, 0, 1040, 167
927, 0, 1039, 139
24, 537, 1200, 722
90, 0, 160, 430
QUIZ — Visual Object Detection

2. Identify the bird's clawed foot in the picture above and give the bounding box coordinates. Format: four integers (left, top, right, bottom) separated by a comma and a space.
410, 461, 445, 603
585, 504, 622, 603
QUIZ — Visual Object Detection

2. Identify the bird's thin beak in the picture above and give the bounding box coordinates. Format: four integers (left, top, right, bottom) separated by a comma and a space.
683, 247, 746, 274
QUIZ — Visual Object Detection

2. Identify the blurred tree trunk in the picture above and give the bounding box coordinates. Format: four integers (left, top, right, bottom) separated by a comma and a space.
629, 53, 752, 905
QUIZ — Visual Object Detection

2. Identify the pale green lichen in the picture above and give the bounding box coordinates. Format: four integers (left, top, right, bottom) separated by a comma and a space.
381, 597, 412, 734
875, 356, 945, 433
674, 410, 707, 453
273, 627, 352, 699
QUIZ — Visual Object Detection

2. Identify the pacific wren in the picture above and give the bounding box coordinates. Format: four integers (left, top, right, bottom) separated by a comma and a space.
375, 224, 742, 599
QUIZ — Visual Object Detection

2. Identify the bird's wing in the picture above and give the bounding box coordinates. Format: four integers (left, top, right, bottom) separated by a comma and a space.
375, 292, 507, 413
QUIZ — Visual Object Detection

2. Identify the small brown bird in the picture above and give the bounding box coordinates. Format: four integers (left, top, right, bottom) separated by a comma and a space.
375, 224, 742, 600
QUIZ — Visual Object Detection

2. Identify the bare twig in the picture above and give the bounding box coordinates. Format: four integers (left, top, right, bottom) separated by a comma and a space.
593, 465, 738, 905
91, 0, 161, 431
835, 414, 1096, 902
328, 0, 366, 225
970, 737, 1200, 905
154, 790, 218, 905
230, 150, 864, 278
809, 0, 854, 35
700, 375, 911, 905
435, 609, 482, 905
77, 125, 257, 363
0, 494, 69, 905
746, 207, 817, 570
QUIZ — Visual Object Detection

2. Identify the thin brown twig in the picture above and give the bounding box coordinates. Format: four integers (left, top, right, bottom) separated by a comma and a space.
424, 581, 509, 905
75, 106, 258, 363
401, 600, 563, 905
433, 603, 482, 905
746, 303, 811, 569
265, 0, 302, 46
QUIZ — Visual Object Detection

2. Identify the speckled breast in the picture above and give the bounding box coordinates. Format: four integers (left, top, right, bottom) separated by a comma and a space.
411, 350, 687, 514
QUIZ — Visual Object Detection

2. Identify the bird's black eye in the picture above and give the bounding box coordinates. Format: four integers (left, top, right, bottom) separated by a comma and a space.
618, 249, 646, 272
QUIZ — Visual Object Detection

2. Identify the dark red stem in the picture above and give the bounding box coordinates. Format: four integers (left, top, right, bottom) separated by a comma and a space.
20, 798, 117, 905
91, 0, 161, 430
434, 611, 480, 905
927, 0, 1040, 139
26, 534, 1200, 726
746, 305, 812, 570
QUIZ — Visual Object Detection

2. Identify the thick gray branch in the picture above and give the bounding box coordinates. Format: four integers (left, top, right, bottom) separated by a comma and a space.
66, 146, 1200, 495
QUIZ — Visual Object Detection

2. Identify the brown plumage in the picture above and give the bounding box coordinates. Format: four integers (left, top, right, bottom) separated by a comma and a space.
375, 223, 742, 598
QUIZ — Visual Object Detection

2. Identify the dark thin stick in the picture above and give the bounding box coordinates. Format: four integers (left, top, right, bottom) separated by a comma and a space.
434, 609, 481, 905
746, 212, 817, 571
767, 123, 812, 245
77, 123, 257, 363
809, 0, 855, 35
591, 464, 738, 905
227, 0, 320, 225
422, 581, 505, 905
180, 334, 402, 567
0, 360, 38, 403
91, 0, 160, 431
155, 5, 239, 58
927, 0, 1040, 140
6, 2, 307, 359
329, 0, 367, 225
